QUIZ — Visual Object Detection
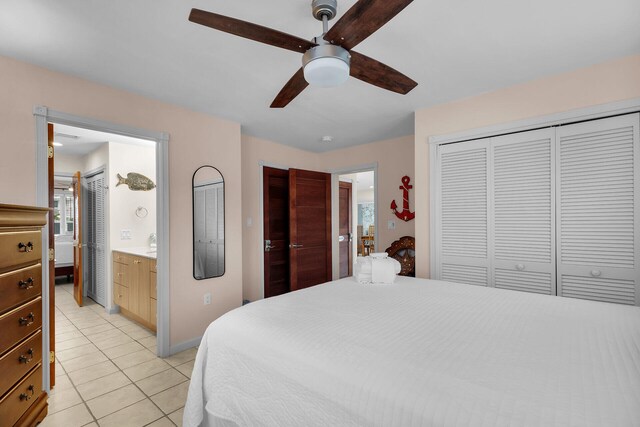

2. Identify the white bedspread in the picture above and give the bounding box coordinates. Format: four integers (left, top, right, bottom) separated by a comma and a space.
184, 277, 640, 427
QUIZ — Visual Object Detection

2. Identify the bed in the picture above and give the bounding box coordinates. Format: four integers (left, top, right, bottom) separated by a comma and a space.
184, 277, 640, 426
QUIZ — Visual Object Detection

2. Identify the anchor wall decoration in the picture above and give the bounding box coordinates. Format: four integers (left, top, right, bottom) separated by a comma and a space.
390, 176, 415, 222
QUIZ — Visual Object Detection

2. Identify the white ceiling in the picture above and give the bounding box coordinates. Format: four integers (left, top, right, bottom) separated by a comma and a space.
1, 1, 638, 152
54, 123, 154, 156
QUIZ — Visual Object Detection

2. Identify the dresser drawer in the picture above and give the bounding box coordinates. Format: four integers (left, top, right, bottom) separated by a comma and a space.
114, 284, 129, 310
0, 298, 42, 356
0, 363, 42, 427
0, 330, 41, 396
0, 264, 42, 315
0, 231, 41, 271
113, 261, 129, 287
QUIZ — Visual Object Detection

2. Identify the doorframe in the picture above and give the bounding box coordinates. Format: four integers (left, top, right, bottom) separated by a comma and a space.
33, 106, 171, 394
329, 163, 378, 280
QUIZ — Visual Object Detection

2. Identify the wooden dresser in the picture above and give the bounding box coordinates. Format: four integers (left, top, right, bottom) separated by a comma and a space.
0, 204, 49, 427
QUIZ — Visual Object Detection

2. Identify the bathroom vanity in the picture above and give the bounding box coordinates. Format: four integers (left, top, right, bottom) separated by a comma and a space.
112, 248, 157, 332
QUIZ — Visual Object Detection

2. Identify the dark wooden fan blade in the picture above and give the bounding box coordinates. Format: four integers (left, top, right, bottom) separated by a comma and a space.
189, 9, 316, 54
270, 68, 309, 108
349, 51, 417, 95
324, 0, 413, 50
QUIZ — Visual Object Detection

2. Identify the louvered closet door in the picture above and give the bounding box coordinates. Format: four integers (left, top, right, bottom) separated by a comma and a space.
492, 129, 556, 295
557, 114, 640, 305
438, 139, 490, 286
93, 174, 106, 306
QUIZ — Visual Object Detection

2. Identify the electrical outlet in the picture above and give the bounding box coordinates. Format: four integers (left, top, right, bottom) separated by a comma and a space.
388, 220, 396, 230
247, 217, 253, 227
120, 229, 132, 240
204, 293, 211, 305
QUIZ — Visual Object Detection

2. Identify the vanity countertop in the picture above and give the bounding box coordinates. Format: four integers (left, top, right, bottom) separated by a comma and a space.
113, 247, 157, 259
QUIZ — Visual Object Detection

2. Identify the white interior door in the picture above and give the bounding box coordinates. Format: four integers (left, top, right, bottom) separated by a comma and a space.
492, 129, 556, 295
557, 113, 639, 305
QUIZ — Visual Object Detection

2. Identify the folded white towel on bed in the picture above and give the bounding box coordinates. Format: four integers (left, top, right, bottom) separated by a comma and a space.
371, 258, 401, 284
354, 256, 401, 284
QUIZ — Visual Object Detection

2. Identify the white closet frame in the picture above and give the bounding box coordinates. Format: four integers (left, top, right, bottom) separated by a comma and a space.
429, 98, 640, 304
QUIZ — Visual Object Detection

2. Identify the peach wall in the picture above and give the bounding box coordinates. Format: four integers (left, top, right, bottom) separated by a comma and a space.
414, 54, 640, 278
0, 55, 243, 348
241, 134, 415, 302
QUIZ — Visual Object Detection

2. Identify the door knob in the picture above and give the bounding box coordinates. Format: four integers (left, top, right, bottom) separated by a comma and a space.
516, 264, 525, 271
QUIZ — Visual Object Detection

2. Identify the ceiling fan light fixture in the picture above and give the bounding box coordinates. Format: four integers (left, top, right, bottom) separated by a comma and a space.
302, 44, 350, 88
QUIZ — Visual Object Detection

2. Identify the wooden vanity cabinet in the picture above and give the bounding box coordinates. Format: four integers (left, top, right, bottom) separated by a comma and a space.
112, 251, 156, 332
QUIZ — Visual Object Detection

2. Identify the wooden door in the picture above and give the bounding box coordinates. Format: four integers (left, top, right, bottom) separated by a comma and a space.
289, 169, 332, 291
47, 123, 55, 386
263, 167, 290, 298
339, 181, 353, 278
72, 171, 83, 306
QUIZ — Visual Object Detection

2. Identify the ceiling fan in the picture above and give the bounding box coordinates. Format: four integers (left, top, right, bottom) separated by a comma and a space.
189, 0, 417, 108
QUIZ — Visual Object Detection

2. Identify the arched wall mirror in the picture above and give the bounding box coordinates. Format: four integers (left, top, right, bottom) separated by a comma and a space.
193, 166, 225, 279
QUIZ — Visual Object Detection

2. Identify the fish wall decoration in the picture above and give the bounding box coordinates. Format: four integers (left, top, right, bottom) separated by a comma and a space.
116, 172, 156, 191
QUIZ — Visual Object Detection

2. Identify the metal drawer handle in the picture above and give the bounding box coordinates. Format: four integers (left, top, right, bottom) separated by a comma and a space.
19, 385, 35, 401
19, 312, 35, 327
17, 242, 34, 253
18, 277, 35, 289
18, 348, 34, 364
289, 243, 303, 249
591, 270, 602, 277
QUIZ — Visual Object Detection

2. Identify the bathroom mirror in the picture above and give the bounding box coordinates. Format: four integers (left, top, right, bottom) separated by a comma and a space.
193, 166, 225, 279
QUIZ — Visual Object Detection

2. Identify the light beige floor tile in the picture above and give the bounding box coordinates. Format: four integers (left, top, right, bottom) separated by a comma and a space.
97, 398, 164, 427
48, 386, 83, 414
82, 423, 98, 427
168, 408, 184, 427
82, 323, 118, 336
150, 381, 189, 414
56, 330, 85, 343
68, 360, 119, 386
56, 324, 79, 334
56, 336, 91, 351
123, 358, 171, 382
93, 334, 135, 350
101, 341, 145, 359
175, 360, 195, 379
55, 361, 66, 377
76, 371, 132, 401
118, 323, 146, 334
112, 349, 157, 370
39, 403, 94, 427
126, 328, 153, 340
88, 328, 129, 343
138, 335, 157, 348
60, 351, 109, 373
86, 384, 145, 419
56, 343, 100, 362
147, 416, 175, 427
136, 368, 188, 396
147, 345, 157, 354
165, 348, 197, 367
51, 374, 74, 392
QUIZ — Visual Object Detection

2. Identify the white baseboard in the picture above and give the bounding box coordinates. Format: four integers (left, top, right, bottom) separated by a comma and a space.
169, 336, 202, 356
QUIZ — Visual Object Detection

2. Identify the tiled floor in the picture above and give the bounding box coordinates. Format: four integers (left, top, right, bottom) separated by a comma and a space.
42, 283, 195, 427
